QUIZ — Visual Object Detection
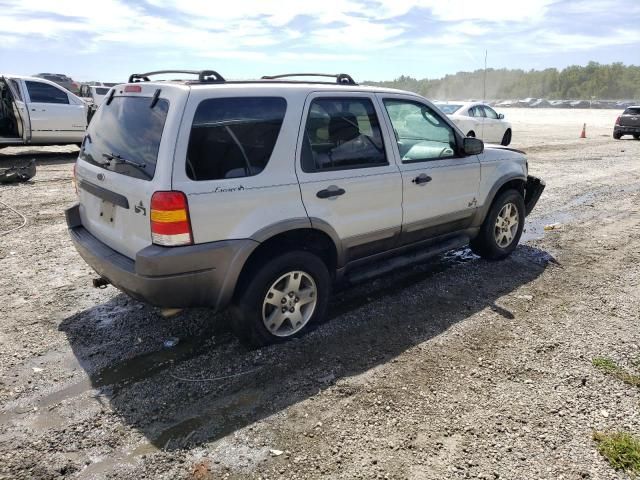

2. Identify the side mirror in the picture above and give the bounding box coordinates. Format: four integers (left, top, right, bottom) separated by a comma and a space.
463, 137, 484, 155
498, 113, 505, 119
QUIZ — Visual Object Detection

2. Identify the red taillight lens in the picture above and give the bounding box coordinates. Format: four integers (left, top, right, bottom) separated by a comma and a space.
150, 191, 193, 246
615, 116, 621, 125
124, 85, 142, 93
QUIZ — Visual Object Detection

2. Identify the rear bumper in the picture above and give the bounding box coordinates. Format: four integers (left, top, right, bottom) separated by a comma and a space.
524, 175, 545, 216
65, 204, 257, 309
614, 125, 640, 134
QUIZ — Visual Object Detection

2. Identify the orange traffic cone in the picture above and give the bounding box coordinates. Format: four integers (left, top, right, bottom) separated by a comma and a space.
580, 123, 586, 138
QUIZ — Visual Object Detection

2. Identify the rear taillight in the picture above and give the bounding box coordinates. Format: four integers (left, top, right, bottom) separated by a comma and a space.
150, 191, 193, 246
615, 116, 621, 125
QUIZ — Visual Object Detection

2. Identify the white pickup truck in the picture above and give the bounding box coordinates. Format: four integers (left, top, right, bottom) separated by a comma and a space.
0, 74, 88, 147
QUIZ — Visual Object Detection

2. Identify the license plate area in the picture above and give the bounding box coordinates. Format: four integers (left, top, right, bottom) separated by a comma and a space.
99, 200, 116, 224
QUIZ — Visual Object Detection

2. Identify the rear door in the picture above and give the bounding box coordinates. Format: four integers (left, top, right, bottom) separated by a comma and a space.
76, 84, 188, 259
378, 94, 480, 246
296, 92, 403, 263
23, 79, 86, 142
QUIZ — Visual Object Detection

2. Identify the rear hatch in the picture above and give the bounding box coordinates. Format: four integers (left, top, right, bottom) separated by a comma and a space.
76, 83, 189, 259
620, 107, 640, 127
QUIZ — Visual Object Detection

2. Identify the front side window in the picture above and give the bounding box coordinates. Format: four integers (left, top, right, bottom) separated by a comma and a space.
186, 97, 286, 181
468, 106, 485, 118
301, 97, 386, 172
383, 99, 457, 162
482, 106, 498, 119
25, 81, 69, 104
9, 80, 23, 101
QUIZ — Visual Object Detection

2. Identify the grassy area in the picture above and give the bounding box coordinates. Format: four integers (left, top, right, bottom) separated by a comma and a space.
592, 357, 640, 388
593, 431, 640, 475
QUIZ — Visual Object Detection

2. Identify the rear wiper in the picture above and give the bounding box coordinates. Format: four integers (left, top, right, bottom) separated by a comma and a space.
102, 152, 151, 178
102, 152, 146, 168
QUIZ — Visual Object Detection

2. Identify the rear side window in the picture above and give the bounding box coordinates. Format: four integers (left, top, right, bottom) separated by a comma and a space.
186, 97, 287, 181
80, 96, 169, 180
25, 81, 69, 104
301, 97, 387, 172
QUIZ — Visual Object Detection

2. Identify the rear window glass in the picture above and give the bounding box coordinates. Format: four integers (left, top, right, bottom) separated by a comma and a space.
624, 107, 640, 115
436, 104, 462, 114
95, 87, 110, 95
79, 96, 169, 181
186, 97, 286, 181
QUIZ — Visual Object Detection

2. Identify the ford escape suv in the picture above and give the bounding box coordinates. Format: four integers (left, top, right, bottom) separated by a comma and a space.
66, 70, 545, 346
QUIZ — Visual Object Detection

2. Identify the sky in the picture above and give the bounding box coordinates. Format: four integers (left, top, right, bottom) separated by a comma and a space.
0, 0, 639, 83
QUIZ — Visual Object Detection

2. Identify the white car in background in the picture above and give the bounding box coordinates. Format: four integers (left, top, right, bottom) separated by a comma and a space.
1, 74, 88, 147
79, 85, 112, 106
436, 102, 512, 146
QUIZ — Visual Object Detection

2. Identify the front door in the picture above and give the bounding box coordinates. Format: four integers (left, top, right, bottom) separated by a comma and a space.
296, 93, 403, 265
481, 105, 503, 143
377, 94, 481, 246
0, 76, 28, 143
24, 79, 85, 142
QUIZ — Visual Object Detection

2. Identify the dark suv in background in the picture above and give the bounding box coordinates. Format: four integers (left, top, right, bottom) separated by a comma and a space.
34, 73, 79, 94
613, 106, 640, 139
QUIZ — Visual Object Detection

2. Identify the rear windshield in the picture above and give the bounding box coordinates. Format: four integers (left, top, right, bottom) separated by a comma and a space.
624, 107, 640, 115
80, 96, 169, 181
95, 87, 110, 95
436, 104, 463, 114
186, 97, 287, 181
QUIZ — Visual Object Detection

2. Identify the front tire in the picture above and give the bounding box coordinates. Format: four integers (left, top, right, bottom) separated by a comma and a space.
501, 129, 512, 146
466, 130, 476, 138
471, 189, 525, 260
230, 251, 330, 347
634, 134, 640, 140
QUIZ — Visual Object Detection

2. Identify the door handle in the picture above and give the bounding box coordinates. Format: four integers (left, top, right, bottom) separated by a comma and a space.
316, 185, 346, 199
412, 173, 432, 185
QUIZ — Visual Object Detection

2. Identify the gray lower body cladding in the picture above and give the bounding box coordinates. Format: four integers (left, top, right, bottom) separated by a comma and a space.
614, 125, 640, 135
65, 204, 257, 309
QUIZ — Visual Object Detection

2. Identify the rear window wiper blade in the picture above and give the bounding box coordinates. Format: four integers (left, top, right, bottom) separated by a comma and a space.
102, 152, 151, 178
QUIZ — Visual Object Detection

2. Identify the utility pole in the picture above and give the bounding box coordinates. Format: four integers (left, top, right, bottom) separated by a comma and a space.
483, 50, 487, 103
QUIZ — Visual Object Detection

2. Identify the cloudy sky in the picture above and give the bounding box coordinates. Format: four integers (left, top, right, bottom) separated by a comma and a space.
1, 0, 639, 82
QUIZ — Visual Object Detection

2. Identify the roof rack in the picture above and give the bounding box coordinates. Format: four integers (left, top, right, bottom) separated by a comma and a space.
261, 73, 357, 85
128, 70, 225, 84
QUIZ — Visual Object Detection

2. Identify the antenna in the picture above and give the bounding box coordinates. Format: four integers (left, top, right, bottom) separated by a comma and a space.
483, 50, 487, 103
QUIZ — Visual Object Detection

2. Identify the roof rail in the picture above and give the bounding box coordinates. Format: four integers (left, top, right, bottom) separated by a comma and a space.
261, 73, 357, 85
127, 70, 225, 83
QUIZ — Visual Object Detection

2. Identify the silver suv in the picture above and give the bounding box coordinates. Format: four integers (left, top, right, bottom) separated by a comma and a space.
66, 70, 545, 346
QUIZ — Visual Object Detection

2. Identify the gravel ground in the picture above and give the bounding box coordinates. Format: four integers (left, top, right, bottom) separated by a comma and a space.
0, 108, 639, 480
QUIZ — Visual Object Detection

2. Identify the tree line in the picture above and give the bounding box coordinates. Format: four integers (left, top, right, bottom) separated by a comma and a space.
366, 62, 640, 100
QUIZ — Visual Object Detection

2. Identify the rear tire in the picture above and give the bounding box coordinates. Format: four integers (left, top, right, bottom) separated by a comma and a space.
230, 251, 330, 347
634, 134, 640, 140
501, 129, 512, 146
471, 189, 525, 260
613, 131, 622, 139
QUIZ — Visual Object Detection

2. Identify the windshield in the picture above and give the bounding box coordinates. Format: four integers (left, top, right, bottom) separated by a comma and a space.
436, 104, 463, 114
79, 96, 169, 180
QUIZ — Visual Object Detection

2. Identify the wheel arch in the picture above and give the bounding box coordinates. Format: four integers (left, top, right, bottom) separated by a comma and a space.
234, 223, 340, 301
472, 175, 526, 228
